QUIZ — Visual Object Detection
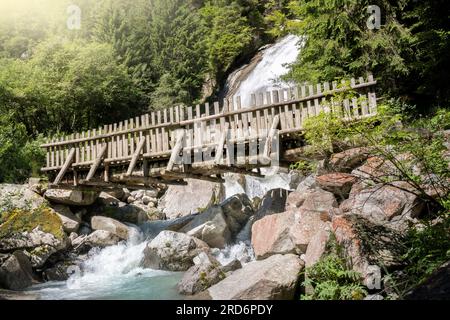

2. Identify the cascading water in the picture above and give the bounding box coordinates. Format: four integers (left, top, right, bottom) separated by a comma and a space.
28, 232, 183, 300
224, 34, 303, 107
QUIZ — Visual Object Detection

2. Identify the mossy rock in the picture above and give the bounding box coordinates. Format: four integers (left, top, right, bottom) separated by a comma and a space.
0, 205, 65, 240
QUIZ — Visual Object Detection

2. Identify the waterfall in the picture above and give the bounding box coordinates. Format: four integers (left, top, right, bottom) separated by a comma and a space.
224, 34, 303, 107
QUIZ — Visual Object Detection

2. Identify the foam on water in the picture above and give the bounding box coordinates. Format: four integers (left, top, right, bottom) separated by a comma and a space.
28, 235, 183, 300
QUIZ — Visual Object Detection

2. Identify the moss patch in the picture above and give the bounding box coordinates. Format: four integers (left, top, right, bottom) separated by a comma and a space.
0, 205, 65, 240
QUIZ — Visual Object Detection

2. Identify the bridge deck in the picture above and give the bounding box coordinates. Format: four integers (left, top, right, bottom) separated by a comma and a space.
40, 75, 377, 189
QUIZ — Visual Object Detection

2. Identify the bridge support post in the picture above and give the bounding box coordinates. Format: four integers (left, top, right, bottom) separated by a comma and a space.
53, 148, 76, 185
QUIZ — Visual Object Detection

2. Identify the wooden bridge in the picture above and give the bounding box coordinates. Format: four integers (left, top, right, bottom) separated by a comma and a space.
40, 75, 378, 190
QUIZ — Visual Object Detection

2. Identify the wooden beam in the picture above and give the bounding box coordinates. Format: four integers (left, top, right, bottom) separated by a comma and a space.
112, 174, 188, 186
53, 148, 75, 185
167, 129, 185, 172
126, 137, 146, 176
215, 122, 229, 165
262, 115, 280, 164
86, 143, 108, 182
161, 170, 225, 183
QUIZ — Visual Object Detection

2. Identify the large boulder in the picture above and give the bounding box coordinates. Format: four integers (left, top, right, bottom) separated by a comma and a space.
286, 189, 337, 213
180, 206, 231, 249
251, 211, 296, 259
180, 194, 254, 248
0, 184, 47, 211
316, 173, 358, 199
304, 226, 332, 268
177, 253, 225, 295
253, 189, 289, 221
44, 189, 99, 206
0, 207, 68, 268
50, 205, 81, 233
341, 182, 424, 231
0, 251, 35, 290
158, 179, 224, 219
332, 214, 405, 287
208, 254, 303, 300
220, 194, 254, 237
140, 215, 197, 239
93, 202, 153, 225
86, 230, 121, 248
252, 190, 336, 259
329, 147, 371, 173
141, 231, 210, 271
90, 216, 138, 241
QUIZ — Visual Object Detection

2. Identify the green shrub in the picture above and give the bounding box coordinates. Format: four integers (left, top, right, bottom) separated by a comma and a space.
302, 235, 368, 300
0, 113, 45, 183
387, 213, 450, 298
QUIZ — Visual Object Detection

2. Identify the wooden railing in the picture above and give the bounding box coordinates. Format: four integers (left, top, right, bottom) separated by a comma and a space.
41, 75, 377, 185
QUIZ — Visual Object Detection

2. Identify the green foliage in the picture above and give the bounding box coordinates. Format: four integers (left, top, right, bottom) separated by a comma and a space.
385, 213, 450, 298
302, 237, 367, 300
200, 0, 254, 78
0, 39, 144, 134
289, 160, 317, 175
0, 113, 45, 183
271, 0, 450, 108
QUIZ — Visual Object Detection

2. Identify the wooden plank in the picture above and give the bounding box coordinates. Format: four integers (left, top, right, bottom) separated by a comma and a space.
130, 118, 135, 155
262, 115, 280, 164
150, 112, 156, 154
86, 144, 108, 181
167, 130, 185, 172
278, 89, 287, 131
144, 114, 150, 154
126, 137, 146, 176
80, 132, 85, 164
54, 148, 75, 185
122, 120, 128, 158
215, 122, 229, 165
156, 111, 162, 153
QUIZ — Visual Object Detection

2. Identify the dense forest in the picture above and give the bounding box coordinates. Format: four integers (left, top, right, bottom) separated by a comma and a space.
0, 0, 449, 182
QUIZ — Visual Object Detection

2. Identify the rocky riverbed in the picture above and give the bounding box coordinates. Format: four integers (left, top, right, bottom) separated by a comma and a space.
0, 146, 448, 300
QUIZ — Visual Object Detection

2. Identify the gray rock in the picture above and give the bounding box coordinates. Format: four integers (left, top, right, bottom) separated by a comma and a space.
177, 255, 225, 295
51, 205, 81, 234
0, 251, 35, 290
253, 189, 289, 222
92, 201, 151, 225
180, 206, 231, 249
91, 216, 137, 240
158, 179, 224, 219
0, 184, 47, 211
140, 215, 197, 239
332, 215, 405, 287
296, 176, 319, 194
208, 254, 303, 300
141, 231, 210, 271
341, 182, 424, 232
43, 263, 70, 281
329, 147, 371, 173
304, 226, 331, 268
221, 259, 242, 273
221, 194, 254, 236
44, 189, 99, 206
85, 230, 121, 248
